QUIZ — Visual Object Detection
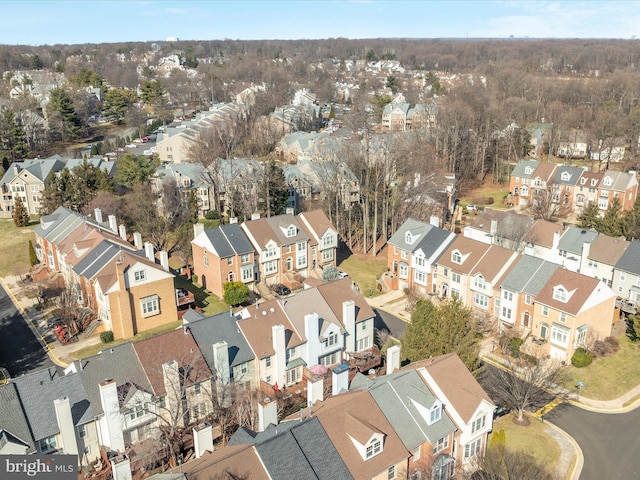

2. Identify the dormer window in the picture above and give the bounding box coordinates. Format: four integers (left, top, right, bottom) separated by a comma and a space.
561, 171, 571, 182
591, 179, 597, 186
524, 166, 532, 175
430, 404, 441, 423
474, 275, 485, 289
603, 176, 612, 186
365, 437, 382, 459
405, 231, 413, 244
286, 225, 296, 237
580, 177, 586, 185
452, 251, 462, 264
553, 286, 568, 302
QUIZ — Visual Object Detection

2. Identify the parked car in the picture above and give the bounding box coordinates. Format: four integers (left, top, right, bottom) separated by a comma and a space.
47, 316, 62, 329
125, 144, 136, 148
493, 404, 511, 419
338, 271, 349, 278
273, 284, 291, 296
141, 137, 150, 142
466, 204, 478, 212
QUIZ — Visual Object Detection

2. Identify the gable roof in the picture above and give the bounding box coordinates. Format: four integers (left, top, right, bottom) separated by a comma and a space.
534, 268, 607, 315
523, 219, 563, 248
166, 444, 269, 480
437, 236, 492, 274
511, 159, 540, 178
316, 277, 376, 324
0, 383, 35, 453
501, 255, 559, 296
558, 226, 599, 255
298, 209, 336, 241
553, 165, 584, 186
532, 162, 557, 183
186, 311, 254, 370
588, 235, 630, 266
615, 240, 640, 276
132, 329, 212, 397
387, 218, 456, 259
0, 155, 65, 184
351, 369, 456, 450
202, 223, 254, 258
313, 390, 409, 479
280, 287, 343, 342
407, 353, 494, 424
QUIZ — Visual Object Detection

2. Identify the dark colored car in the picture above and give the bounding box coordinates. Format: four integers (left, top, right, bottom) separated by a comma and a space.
47, 316, 62, 329
273, 284, 291, 296
493, 404, 511, 419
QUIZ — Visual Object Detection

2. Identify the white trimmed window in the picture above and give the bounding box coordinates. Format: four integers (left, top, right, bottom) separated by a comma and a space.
241, 253, 250, 263
324, 332, 338, 347
287, 225, 296, 237
474, 292, 488, 308
134, 270, 146, 282
203, 253, 208, 267
265, 260, 277, 274
559, 312, 567, 323
452, 251, 462, 264
365, 438, 382, 459
474, 275, 485, 289
140, 295, 159, 317
501, 306, 512, 319
464, 438, 482, 458
551, 323, 569, 346
452, 273, 461, 284
433, 436, 449, 455
401, 250, 408, 260
503, 290, 513, 301
542, 305, 549, 317
357, 336, 370, 350
553, 287, 567, 302
388, 465, 396, 480
320, 351, 340, 366
322, 248, 334, 261
399, 263, 409, 279
471, 414, 486, 433
38, 435, 58, 453
525, 294, 531, 305
414, 270, 426, 284
576, 325, 587, 347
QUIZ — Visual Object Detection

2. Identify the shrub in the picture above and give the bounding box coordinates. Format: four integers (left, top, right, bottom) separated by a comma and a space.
592, 340, 611, 358
204, 210, 219, 220
509, 337, 523, 358
28, 240, 39, 266
522, 353, 538, 365
100, 330, 114, 344
571, 347, 593, 368
604, 336, 620, 352
223, 281, 249, 306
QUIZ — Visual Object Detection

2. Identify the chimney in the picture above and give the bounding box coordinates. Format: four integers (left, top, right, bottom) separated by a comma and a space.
342, 300, 356, 353
13, 164, 20, 175
53, 397, 79, 456
193, 222, 205, 239
285, 207, 294, 215
332, 363, 349, 396
307, 375, 324, 406
581, 242, 591, 273
304, 313, 320, 364
212, 341, 230, 385
386, 345, 401, 375
258, 398, 277, 432
159, 251, 169, 271
110, 455, 132, 480
133, 232, 143, 249
429, 215, 440, 227
98, 379, 125, 451
163, 360, 184, 427
118, 224, 127, 241
251, 212, 260, 220
94, 208, 103, 224
552, 230, 561, 253
229, 217, 238, 224
108, 215, 118, 233
192, 423, 214, 459
144, 242, 155, 262
272, 324, 286, 388
490, 220, 498, 237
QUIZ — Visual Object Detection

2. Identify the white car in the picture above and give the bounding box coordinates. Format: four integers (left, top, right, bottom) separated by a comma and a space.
125, 144, 136, 148
466, 204, 478, 212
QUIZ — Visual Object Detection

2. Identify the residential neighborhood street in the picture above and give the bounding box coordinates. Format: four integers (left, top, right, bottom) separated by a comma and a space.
0, 281, 53, 377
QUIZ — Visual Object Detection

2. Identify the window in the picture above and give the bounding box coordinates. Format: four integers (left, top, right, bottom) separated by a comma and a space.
603, 176, 612, 186
227, 257, 233, 266
450, 287, 460, 299
320, 351, 340, 366
286, 225, 296, 237
366, 438, 382, 459
240, 362, 248, 374
415, 256, 425, 267
265, 356, 271, 368
203, 253, 208, 267
286, 367, 301, 384
297, 252, 307, 268
621, 273, 626, 281
38, 435, 57, 453
265, 246, 277, 258
285, 244, 292, 253
47, 251, 54, 268
576, 325, 587, 346
129, 404, 147, 420
542, 305, 549, 317
525, 294, 532, 305
322, 249, 334, 261
414, 270, 426, 283
474, 292, 488, 308
323, 235, 334, 247
443, 267, 448, 277
265, 260, 277, 274
401, 250, 408, 260
388, 465, 396, 480
399, 263, 409, 279
472, 415, 486, 433
433, 436, 449, 455
503, 290, 513, 301
452, 251, 462, 264
324, 332, 339, 347
241, 266, 253, 282
474, 275, 485, 289
540, 323, 548, 339
78, 424, 87, 438
430, 405, 441, 423
588, 259, 598, 268
559, 312, 567, 323
141, 295, 159, 317
452, 273, 461, 284
30, 184, 39, 192
551, 323, 569, 346
358, 336, 370, 350
394, 246, 398, 255
553, 287, 567, 302
241, 253, 250, 263
194, 382, 201, 395
134, 270, 146, 282
464, 438, 482, 459
286, 347, 296, 362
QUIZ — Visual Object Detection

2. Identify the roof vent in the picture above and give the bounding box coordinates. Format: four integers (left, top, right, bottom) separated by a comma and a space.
262, 311, 267, 316
270, 307, 275, 313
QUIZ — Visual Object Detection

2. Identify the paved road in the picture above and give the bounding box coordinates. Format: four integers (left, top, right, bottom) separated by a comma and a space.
0, 283, 54, 377
373, 308, 407, 340
547, 403, 640, 480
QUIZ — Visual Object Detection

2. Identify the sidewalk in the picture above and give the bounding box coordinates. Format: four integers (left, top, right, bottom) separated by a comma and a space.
1, 275, 101, 368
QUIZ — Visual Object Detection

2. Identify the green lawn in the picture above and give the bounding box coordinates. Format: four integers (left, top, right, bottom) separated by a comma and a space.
563, 334, 640, 400
338, 254, 387, 297
69, 320, 183, 359
0, 219, 37, 277
492, 414, 561, 474
174, 274, 228, 316
459, 188, 510, 211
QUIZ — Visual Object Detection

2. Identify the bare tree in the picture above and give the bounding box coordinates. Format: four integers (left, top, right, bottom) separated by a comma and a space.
529, 181, 573, 222
475, 443, 558, 480
481, 358, 565, 423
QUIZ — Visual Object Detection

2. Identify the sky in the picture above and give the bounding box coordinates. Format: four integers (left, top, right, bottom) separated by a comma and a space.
1, 0, 639, 46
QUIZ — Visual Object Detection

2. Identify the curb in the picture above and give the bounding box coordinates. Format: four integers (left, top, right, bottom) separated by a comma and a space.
0, 277, 68, 368
541, 416, 584, 480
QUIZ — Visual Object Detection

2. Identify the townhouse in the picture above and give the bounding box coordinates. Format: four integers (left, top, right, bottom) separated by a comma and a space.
521, 219, 564, 262
551, 165, 583, 208
153, 162, 214, 218
434, 236, 519, 316
578, 235, 630, 288
298, 209, 340, 271
408, 353, 496, 475
386, 218, 456, 294
612, 240, 640, 305
381, 102, 436, 132
598, 170, 638, 211
508, 158, 538, 207
463, 209, 535, 250
0, 155, 65, 217
34, 206, 180, 340
192, 223, 255, 299
530, 268, 617, 362
574, 170, 601, 214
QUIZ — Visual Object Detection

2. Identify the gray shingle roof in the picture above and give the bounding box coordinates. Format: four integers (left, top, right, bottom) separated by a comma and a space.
72, 239, 121, 279
554, 165, 585, 186
35, 206, 84, 243
615, 240, 640, 275
511, 159, 540, 179
203, 223, 254, 259
187, 312, 254, 370
501, 255, 559, 295
12, 367, 97, 441
558, 226, 599, 255
387, 218, 455, 259
351, 369, 456, 449
0, 383, 35, 453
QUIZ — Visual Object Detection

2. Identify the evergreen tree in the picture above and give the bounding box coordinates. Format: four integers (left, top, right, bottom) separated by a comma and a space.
140, 80, 166, 105
102, 87, 137, 123
0, 108, 29, 170
28, 240, 39, 265
12, 196, 30, 227
578, 201, 601, 230
624, 197, 640, 240
46, 87, 83, 141
223, 281, 249, 306
29, 54, 43, 70
115, 153, 161, 188
599, 196, 624, 237
258, 160, 289, 217
401, 298, 480, 371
